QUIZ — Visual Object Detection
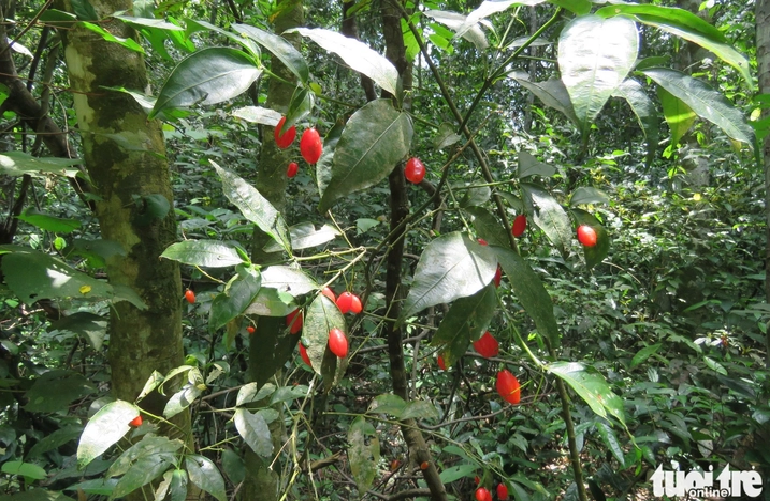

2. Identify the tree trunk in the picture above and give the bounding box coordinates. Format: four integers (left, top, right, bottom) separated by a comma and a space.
756, 0, 770, 358
59, 1, 189, 498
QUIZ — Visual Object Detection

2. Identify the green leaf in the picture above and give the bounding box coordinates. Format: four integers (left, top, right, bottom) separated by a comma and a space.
348, 417, 379, 494
595, 422, 626, 467
27, 425, 83, 459
459, 185, 492, 208
184, 18, 259, 55
0, 490, 74, 501
596, 4, 724, 42
558, 15, 638, 135
630, 343, 662, 369
547, 362, 626, 427
247, 316, 299, 386
233, 408, 273, 456
432, 285, 497, 366
319, 100, 412, 212
220, 450, 245, 485
25, 370, 95, 413
161, 240, 243, 268
423, 10, 488, 51
316, 121, 345, 196
0, 151, 83, 177
493, 248, 559, 347
570, 187, 610, 207
1, 461, 47, 480
613, 79, 658, 165
70, 0, 97, 20
434, 122, 461, 149
48, 312, 107, 351
643, 68, 753, 147
77, 401, 140, 468
465, 207, 509, 248
519, 152, 556, 179
367, 394, 407, 417
17, 208, 82, 233
80, 21, 144, 53
402, 401, 439, 420
439, 464, 478, 484
212, 161, 291, 253
289, 28, 398, 96
401, 232, 497, 321
131, 194, 171, 226
163, 382, 203, 418
263, 223, 340, 253
548, 0, 591, 15
571, 208, 610, 270
111, 451, 175, 499
209, 265, 262, 331
513, 78, 579, 127
520, 183, 572, 257
231, 106, 281, 126
185, 455, 227, 501
658, 86, 696, 147
303, 294, 348, 391
231, 24, 309, 83
150, 48, 260, 119
115, 15, 184, 31
66, 239, 127, 268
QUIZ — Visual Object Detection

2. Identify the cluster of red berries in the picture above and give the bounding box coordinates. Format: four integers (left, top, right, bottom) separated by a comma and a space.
275, 116, 323, 179
475, 482, 509, 500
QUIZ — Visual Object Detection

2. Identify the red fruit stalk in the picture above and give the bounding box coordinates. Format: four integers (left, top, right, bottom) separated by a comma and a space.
496, 370, 521, 405
274, 116, 296, 149
404, 157, 426, 184
511, 215, 526, 237
328, 328, 348, 358
300, 128, 323, 164
577, 225, 597, 247
473, 331, 499, 358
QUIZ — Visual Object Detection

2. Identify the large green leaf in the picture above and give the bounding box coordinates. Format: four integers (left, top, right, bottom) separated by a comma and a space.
520, 183, 571, 257
596, 422, 626, 467
319, 100, 412, 211
209, 265, 261, 331
263, 223, 340, 253
423, 10, 488, 51
260, 266, 318, 296
25, 370, 95, 413
569, 187, 610, 207
231, 105, 282, 126
80, 21, 144, 53
303, 294, 348, 392
77, 401, 140, 468
400, 232, 497, 321
27, 425, 83, 459
0, 151, 82, 177
288, 28, 398, 96
17, 209, 81, 233
150, 48, 260, 119
558, 15, 638, 135
513, 78, 579, 129
48, 312, 106, 350
233, 408, 272, 457
185, 455, 227, 501
571, 208, 610, 270
161, 240, 243, 268
547, 362, 626, 428
246, 315, 298, 386
658, 86, 696, 147
519, 152, 556, 179
493, 248, 559, 347
549, 0, 591, 14
212, 161, 292, 253
232, 24, 309, 83
432, 285, 497, 366
643, 68, 753, 147
613, 79, 658, 165
348, 417, 379, 494
465, 207, 509, 248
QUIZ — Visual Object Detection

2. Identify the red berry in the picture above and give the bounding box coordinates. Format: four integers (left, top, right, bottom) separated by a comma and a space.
477, 238, 488, 246
475, 487, 491, 501
247, 326, 256, 334
497, 483, 509, 500
404, 157, 426, 184
350, 294, 363, 314
300, 127, 323, 164
185, 289, 195, 304
511, 215, 527, 237
475, 476, 480, 485
274, 116, 296, 149
129, 415, 143, 427
420, 461, 428, 470
390, 459, 401, 471
286, 310, 303, 334
493, 265, 502, 288
496, 370, 521, 405
577, 225, 597, 247
321, 287, 336, 302
328, 328, 348, 358
336, 292, 353, 314
437, 353, 447, 371
473, 331, 499, 358
287, 162, 298, 178
299, 343, 311, 366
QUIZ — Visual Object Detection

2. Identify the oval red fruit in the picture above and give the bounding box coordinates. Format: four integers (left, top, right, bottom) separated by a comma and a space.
473, 331, 499, 358
300, 127, 323, 164
497, 483, 509, 500
336, 292, 353, 314
274, 116, 296, 149
390, 459, 401, 471
493, 265, 502, 288
329, 328, 348, 358
286, 310, 303, 334
477, 238, 488, 246
437, 353, 447, 371
404, 157, 426, 184
287, 162, 298, 178
321, 287, 336, 302
185, 289, 195, 304
247, 326, 256, 334
577, 225, 597, 247
475, 487, 491, 501
511, 215, 527, 237
474, 476, 480, 485
496, 370, 521, 405
129, 415, 143, 427
350, 294, 363, 314
420, 461, 428, 470
299, 343, 311, 366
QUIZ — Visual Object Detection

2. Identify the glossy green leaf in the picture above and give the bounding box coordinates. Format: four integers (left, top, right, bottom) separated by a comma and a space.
519, 152, 556, 179
303, 295, 348, 391
513, 78, 579, 127
233, 408, 272, 457
48, 312, 107, 351
520, 183, 571, 257
244, 316, 298, 386
401, 232, 497, 321
77, 401, 140, 468
259, 266, 318, 296
439, 464, 478, 484
424, 10, 488, 51
231, 105, 281, 125
27, 425, 83, 459
150, 48, 260, 119
558, 15, 638, 135
630, 343, 662, 369
570, 187, 610, 207
25, 370, 95, 413
367, 394, 407, 417
493, 248, 559, 347
548, 362, 626, 427
0, 151, 82, 177
161, 240, 243, 268
319, 99, 412, 211
613, 79, 658, 165
465, 207, 508, 248
658, 86, 696, 147
263, 223, 340, 253
402, 401, 439, 420
548, 0, 591, 14
112, 454, 175, 499
185, 455, 227, 501
316, 121, 345, 196
434, 122, 461, 149
571, 208, 610, 270
66, 239, 126, 268
232, 24, 308, 83
1, 461, 47, 480
348, 417, 379, 494
432, 285, 497, 366
459, 185, 492, 208
289, 28, 398, 95
643, 68, 753, 147
80, 21, 144, 53
596, 4, 723, 42
184, 18, 258, 54
209, 265, 262, 331
163, 381, 204, 418
18, 209, 81, 233
212, 161, 292, 253
596, 422, 625, 467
